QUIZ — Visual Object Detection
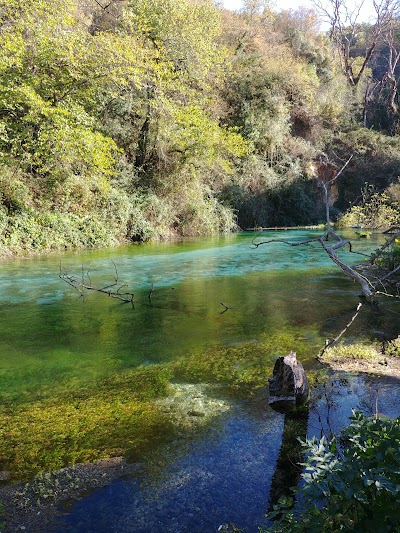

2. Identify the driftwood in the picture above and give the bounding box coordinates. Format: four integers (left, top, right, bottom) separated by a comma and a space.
59, 261, 135, 305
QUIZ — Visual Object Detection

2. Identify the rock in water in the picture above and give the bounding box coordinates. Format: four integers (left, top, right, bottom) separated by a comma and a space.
269, 351, 309, 412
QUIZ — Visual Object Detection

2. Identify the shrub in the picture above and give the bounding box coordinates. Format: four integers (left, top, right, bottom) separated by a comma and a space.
339, 185, 400, 229
385, 337, 400, 357
265, 411, 400, 532
322, 342, 380, 362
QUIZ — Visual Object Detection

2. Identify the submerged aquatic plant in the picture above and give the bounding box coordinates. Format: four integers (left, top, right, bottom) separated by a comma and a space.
0, 366, 175, 481
0, 336, 281, 481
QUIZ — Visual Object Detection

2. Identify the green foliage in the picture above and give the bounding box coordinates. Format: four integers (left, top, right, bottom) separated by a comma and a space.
218, 5, 351, 229
375, 241, 400, 271
339, 185, 400, 229
0, 199, 115, 253
1, 0, 399, 252
332, 130, 400, 213
0, 0, 251, 253
385, 337, 400, 357
265, 411, 400, 532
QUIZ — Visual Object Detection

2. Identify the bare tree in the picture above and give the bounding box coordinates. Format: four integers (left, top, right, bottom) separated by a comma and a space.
380, 21, 400, 116
312, 0, 399, 87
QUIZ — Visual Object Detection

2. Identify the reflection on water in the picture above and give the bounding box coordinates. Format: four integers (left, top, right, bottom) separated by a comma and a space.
0, 231, 399, 531
0, 231, 396, 403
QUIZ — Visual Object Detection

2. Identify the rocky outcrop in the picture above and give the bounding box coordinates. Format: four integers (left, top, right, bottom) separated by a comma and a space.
269, 351, 309, 413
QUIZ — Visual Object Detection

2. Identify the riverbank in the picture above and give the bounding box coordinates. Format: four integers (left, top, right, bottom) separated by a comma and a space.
0, 223, 379, 260
320, 339, 400, 378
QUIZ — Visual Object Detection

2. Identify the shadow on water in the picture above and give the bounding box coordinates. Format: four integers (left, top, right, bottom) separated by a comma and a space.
268, 408, 309, 511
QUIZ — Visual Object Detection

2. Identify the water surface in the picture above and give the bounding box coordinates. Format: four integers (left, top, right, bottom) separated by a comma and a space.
1, 230, 399, 532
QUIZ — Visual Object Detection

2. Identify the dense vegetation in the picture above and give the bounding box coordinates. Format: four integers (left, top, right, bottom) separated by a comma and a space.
1, 0, 400, 255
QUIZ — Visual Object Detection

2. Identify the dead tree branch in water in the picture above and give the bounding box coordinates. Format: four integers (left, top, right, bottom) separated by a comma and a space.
220, 302, 235, 314
253, 156, 376, 299
252, 154, 400, 348
59, 263, 135, 305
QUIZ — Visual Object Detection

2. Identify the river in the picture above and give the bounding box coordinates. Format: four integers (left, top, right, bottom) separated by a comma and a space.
1, 230, 400, 532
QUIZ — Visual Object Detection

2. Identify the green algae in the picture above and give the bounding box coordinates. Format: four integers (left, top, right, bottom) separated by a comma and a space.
0, 366, 174, 481
172, 330, 323, 394
0, 337, 283, 481
0, 328, 324, 482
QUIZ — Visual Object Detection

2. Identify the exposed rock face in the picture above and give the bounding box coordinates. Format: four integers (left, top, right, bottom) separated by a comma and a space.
269, 351, 309, 413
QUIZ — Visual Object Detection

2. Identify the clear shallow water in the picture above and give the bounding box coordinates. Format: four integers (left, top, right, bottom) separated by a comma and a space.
1, 230, 400, 532
54, 376, 400, 533
56, 403, 284, 533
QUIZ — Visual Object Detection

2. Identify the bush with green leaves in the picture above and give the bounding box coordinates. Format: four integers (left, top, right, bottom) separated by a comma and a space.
265, 411, 400, 532
385, 337, 400, 358
339, 185, 400, 230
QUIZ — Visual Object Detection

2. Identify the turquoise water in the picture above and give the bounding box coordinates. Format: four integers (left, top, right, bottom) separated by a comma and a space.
0, 230, 393, 402
1, 230, 400, 532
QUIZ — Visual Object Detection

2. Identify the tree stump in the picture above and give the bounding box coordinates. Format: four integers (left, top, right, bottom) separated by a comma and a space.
269, 351, 309, 413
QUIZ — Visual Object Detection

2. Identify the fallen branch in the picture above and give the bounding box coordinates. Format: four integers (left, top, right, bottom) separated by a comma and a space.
379, 264, 400, 282
251, 236, 320, 248
370, 231, 400, 264
383, 225, 400, 234
59, 263, 135, 305
318, 234, 374, 299
251, 154, 400, 351
318, 302, 365, 358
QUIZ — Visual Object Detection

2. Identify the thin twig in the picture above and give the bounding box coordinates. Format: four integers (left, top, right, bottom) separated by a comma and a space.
318, 302, 365, 357
148, 283, 154, 300
220, 302, 234, 314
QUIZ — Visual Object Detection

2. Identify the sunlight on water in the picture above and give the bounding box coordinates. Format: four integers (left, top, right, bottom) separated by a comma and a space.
0, 230, 387, 402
